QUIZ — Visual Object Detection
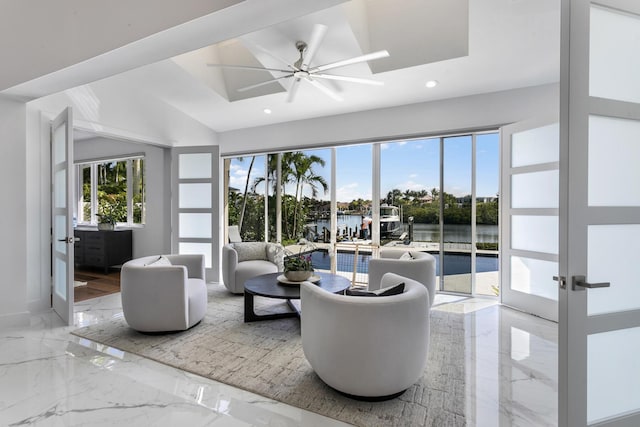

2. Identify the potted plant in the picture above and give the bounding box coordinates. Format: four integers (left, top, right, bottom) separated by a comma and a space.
283, 251, 314, 282
97, 200, 119, 230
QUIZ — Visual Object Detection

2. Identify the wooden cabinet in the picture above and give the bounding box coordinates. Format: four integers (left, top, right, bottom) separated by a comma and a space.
74, 229, 133, 273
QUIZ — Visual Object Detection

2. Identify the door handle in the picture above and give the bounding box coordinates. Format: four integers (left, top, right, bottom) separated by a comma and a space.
57, 237, 74, 244
572, 275, 610, 291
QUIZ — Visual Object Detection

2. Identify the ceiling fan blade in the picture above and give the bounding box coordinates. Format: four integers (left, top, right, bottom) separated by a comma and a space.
306, 78, 343, 102
312, 50, 390, 73
237, 75, 293, 92
207, 64, 290, 73
301, 24, 328, 70
312, 73, 384, 86
286, 78, 302, 103
251, 42, 299, 71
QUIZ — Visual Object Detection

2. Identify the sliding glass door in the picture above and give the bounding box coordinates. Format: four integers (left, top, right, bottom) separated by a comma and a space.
224, 130, 500, 295
227, 155, 266, 242
442, 135, 473, 294
475, 133, 500, 297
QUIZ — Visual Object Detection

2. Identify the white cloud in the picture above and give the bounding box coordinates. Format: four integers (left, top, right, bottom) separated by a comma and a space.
396, 180, 429, 192
228, 159, 266, 190
409, 173, 418, 179
229, 166, 249, 189
445, 185, 469, 197
336, 182, 371, 202
229, 175, 247, 189
381, 141, 408, 150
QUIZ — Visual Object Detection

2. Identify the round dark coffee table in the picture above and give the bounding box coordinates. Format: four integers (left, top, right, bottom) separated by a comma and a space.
243, 271, 351, 322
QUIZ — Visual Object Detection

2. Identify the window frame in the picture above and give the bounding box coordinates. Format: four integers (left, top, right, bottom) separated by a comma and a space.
224, 128, 499, 296
74, 154, 146, 228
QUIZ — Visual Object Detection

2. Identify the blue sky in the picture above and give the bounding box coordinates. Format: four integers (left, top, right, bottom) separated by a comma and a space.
229, 133, 499, 202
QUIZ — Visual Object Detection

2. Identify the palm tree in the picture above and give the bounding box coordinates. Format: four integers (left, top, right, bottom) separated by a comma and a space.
238, 156, 255, 234
385, 188, 403, 205
252, 153, 296, 238
252, 154, 278, 193
246, 152, 327, 240
290, 153, 328, 238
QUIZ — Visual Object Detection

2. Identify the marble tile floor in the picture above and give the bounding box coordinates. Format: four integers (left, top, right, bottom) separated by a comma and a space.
0, 286, 558, 426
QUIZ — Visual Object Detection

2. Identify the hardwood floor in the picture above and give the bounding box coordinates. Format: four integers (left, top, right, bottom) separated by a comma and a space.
74, 268, 121, 302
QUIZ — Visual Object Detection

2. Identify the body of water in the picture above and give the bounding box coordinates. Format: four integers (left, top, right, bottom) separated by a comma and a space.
310, 250, 498, 276
309, 214, 498, 243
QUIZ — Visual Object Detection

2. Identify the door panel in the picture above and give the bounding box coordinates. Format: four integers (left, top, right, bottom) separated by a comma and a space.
587, 225, 640, 315
51, 107, 74, 325
172, 146, 220, 282
588, 115, 640, 206
501, 118, 559, 322
561, 1, 640, 425
442, 135, 473, 294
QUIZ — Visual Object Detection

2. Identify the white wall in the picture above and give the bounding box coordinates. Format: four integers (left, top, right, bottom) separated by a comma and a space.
0, 96, 29, 326
74, 137, 172, 259
219, 84, 560, 154
25, 106, 52, 314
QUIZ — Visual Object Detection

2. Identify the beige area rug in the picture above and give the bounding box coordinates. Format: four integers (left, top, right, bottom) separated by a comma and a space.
71, 284, 466, 426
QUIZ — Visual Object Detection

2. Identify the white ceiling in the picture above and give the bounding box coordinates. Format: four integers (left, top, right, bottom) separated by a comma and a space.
30, 0, 560, 144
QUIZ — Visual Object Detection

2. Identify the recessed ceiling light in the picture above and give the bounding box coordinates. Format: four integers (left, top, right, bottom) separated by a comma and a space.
263, 108, 272, 114
425, 80, 438, 88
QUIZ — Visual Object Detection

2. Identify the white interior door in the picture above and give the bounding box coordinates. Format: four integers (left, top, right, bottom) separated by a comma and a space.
560, 1, 640, 425
501, 118, 559, 322
172, 146, 220, 282
51, 107, 74, 325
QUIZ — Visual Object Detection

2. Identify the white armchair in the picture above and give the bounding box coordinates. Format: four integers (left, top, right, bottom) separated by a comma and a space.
222, 242, 284, 294
120, 254, 207, 332
368, 249, 437, 306
300, 273, 430, 400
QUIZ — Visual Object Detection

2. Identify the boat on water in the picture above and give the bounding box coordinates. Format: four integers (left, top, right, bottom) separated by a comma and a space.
305, 204, 403, 241
379, 204, 402, 237
362, 204, 402, 238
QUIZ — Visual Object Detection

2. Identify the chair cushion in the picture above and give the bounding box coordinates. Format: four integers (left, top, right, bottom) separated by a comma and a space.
233, 242, 267, 262
346, 282, 405, 297
236, 260, 279, 291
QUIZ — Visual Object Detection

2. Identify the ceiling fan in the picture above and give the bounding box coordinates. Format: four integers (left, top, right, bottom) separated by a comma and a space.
208, 24, 389, 102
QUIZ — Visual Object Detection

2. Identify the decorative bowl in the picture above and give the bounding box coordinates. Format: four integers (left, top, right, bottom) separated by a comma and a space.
284, 270, 313, 282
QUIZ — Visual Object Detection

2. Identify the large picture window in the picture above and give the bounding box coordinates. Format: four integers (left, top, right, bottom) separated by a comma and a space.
75, 156, 146, 227
225, 129, 499, 296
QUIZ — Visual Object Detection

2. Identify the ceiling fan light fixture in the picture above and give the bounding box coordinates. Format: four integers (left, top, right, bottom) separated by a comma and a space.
425, 80, 439, 88
211, 24, 390, 103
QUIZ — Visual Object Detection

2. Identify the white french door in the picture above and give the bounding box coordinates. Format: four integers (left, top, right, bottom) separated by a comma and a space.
501, 118, 559, 322
172, 146, 220, 282
560, 0, 640, 425
51, 107, 74, 325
